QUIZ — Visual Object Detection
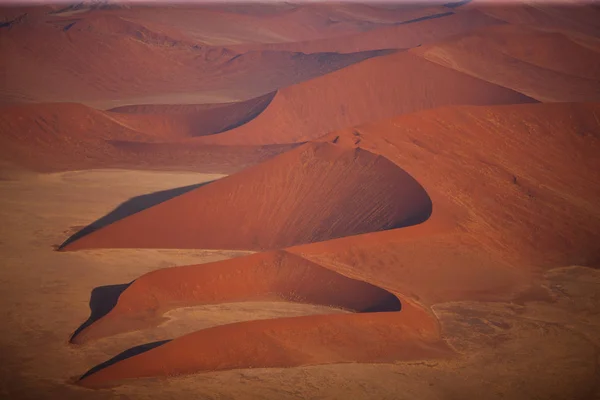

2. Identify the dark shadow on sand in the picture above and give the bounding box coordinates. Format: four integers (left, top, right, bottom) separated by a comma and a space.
58, 180, 216, 250
78, 340, 171, 381
70, 283, 133, 343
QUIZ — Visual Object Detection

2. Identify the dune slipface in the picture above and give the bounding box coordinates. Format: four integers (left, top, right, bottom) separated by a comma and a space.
61, 142, 433, 251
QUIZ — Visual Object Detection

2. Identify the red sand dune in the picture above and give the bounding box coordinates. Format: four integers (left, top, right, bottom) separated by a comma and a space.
188, 51, 536, 145
0, 12, 388, 107
61, 141, 433, 251
229, 8, 504, 54
79, 307, 450, 389
108, 3, 452, 46
0, 101, 294, 173
73, 102, 600, 386
70, 250, 402, 344
412, 24, 600, 102
470, 3, 600, 38
62, 102, 600, 264
106, 92, 275, 137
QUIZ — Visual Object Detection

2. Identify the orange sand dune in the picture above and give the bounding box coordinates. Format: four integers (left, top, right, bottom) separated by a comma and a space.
79, 307, 450, 389
63, 102, 600, 262
188, 51, 536, 146
107, 92, 275, 137
62, 142, 433, 251
0, 101, 294, 173
317, 102, 600, 269
70, 251, 402, 344
0, 13, 387, 107
107, 3, 452, 46
229, 8, 504, 54
412, 24, 600, 102
73, 102, 599, 386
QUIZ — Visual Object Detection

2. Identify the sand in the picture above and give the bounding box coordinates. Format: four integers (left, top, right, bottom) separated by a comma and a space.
1, 169, 598, 398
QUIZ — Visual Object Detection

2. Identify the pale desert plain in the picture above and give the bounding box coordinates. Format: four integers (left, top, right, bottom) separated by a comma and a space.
0, 1, 600, 399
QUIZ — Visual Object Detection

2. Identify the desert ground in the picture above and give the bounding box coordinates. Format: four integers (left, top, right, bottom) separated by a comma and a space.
1, 1, 600, 399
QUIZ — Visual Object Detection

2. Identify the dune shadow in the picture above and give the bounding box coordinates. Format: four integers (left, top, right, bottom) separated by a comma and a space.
70, 283, 133, 343
58, 181, 215, 250
79, 340, 171, 381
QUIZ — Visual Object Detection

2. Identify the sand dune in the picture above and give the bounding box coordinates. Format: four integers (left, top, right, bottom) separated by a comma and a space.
229, 8, 504, 54
321, 102, 600, 269
98, 3, 453, 46
70, 250, 402, 344
63, 102, 600, 258
471, 3, 600, 38
413, 24, 600, 102
72, 102, 600, 386
0, 12, 388, 107
61, 142, 433, 251
0, 101, 294, 173
189, 51, 536, 145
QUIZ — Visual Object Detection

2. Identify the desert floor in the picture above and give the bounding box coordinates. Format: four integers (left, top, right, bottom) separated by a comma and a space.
0, 169, 598, 400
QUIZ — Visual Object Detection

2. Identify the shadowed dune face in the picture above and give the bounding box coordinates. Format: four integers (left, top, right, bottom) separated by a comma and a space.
62, 142, 433, 251
71, 251, 402, 345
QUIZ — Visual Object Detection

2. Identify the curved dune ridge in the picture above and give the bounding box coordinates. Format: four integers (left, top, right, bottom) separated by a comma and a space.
412, 24, 600, 102
0, 95, 287, 172
70, 251, 402, 344
61, 142, 433, 251
74, 252, 451, 389
188, 51, 537, 145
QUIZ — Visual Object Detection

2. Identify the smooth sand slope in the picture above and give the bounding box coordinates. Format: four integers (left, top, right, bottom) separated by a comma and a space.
413, 24, 600, 102
0, 98, 298, 173
71, 102, 600, 387
62, 141, 433, 251
0, 10, 389, 107
188, 51, 536, 145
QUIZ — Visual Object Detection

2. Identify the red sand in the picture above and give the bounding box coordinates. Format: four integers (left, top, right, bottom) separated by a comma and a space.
79, 308, 451, 389
0, 12, 386, 106
71, 250, 402, 344
229, 8, 504, 54
62, 142, 433, 251
412, 24, 600, 102
188, 51, 536, 145
73, 102, 600, 386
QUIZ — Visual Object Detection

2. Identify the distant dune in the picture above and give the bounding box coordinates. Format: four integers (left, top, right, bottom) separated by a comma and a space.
188, 51, 536, 145
412, 24, 600, 102
61, 142, 433, 251
229, 8, 504, 54
0, 100, 295, 173
0, 11, 389, 107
